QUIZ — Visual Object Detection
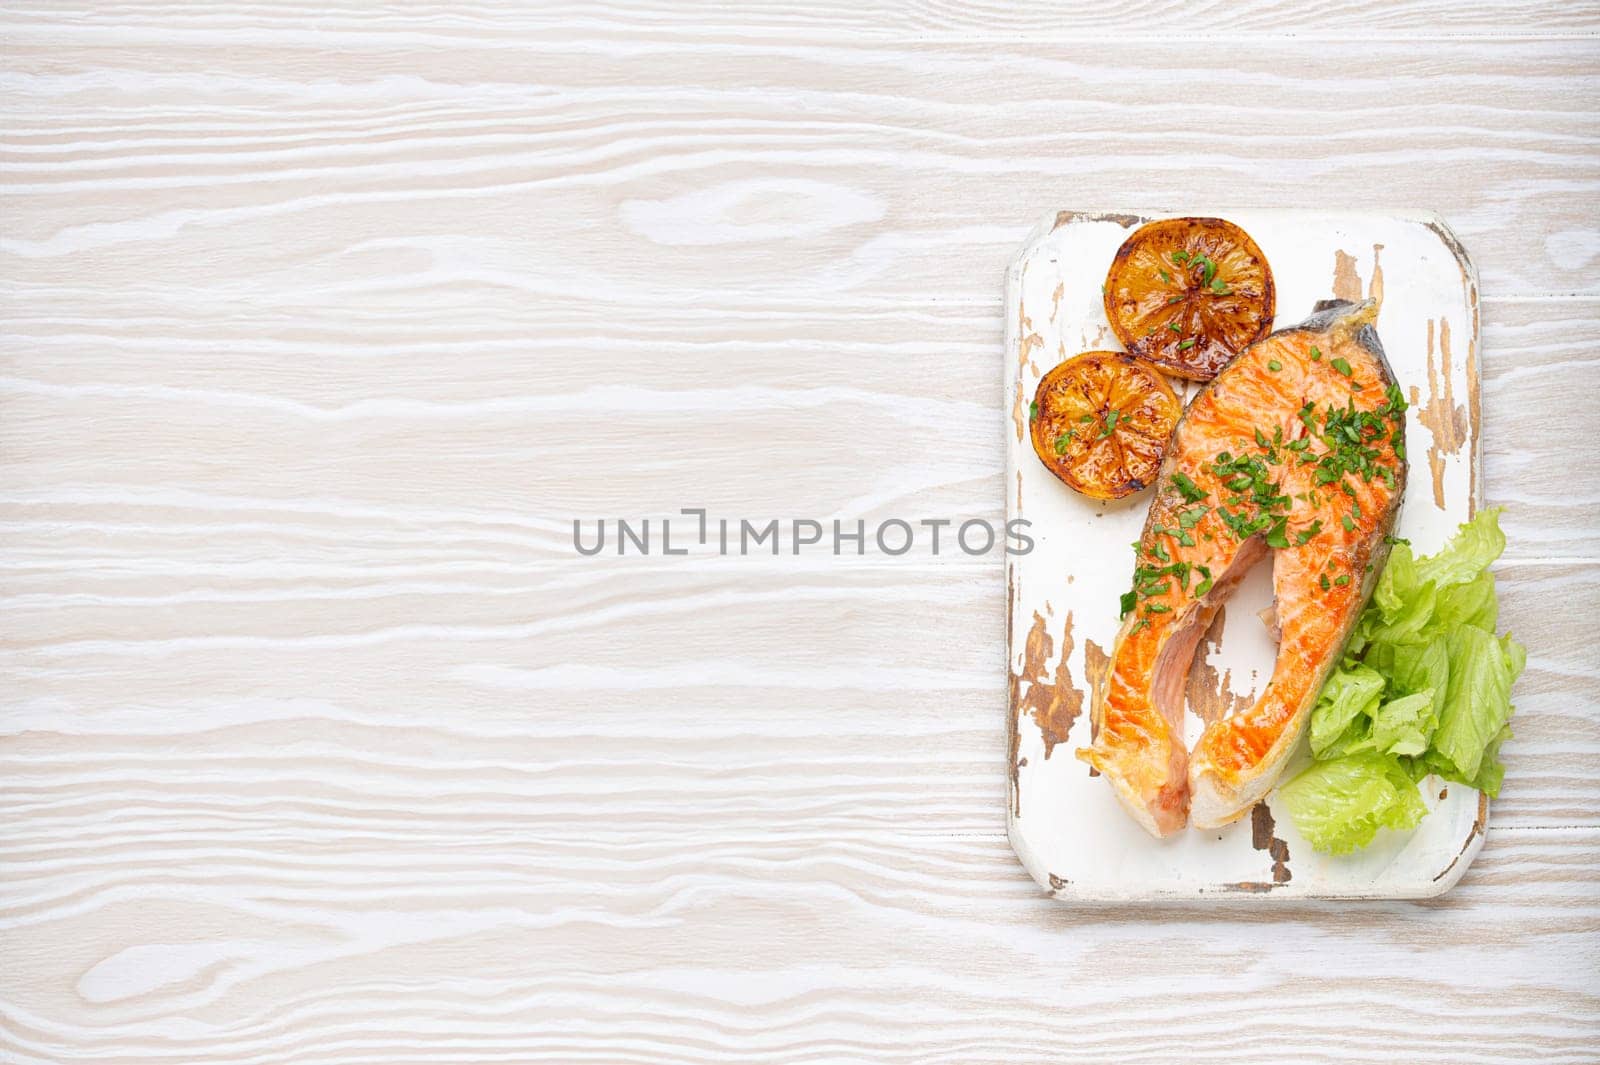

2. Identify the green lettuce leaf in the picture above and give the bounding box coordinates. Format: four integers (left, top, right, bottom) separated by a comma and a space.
1284, 509, 1524, 851
1309, 665, 1385, 759
1277, 753, 1428, 855
1367, 690, 1435, 758
1415, 508, 1507, 588
1390, 635, 1449, 725
1436, 569, 1498, 632
1430, 627, 1525, 792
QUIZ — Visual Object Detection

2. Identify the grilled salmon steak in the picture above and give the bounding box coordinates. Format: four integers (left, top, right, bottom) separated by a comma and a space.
1077, 299, 1408, 836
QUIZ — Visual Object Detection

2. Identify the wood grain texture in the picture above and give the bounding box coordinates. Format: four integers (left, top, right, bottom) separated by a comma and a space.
2, 3, 1598, 1062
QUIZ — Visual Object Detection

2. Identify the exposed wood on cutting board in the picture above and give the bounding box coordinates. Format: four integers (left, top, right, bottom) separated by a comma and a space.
1185, 606, 1258, 726
1014, 610, 1086, 760
1414, 317, 1471, 511
1251, 802, 1294, 884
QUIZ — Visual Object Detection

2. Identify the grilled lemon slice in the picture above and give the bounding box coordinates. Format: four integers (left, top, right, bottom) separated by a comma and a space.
1030, 351, 1182, 500
1104, 217, 1275, 381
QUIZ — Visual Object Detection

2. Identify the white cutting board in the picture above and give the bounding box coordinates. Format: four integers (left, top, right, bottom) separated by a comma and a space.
1004, 210, 1482, 901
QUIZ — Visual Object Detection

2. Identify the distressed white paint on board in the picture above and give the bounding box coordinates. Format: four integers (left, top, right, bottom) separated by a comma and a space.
1006, 211, 1482, 900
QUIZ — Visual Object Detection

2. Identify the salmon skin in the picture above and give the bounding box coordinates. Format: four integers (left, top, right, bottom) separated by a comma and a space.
1077, 299, 1408, 836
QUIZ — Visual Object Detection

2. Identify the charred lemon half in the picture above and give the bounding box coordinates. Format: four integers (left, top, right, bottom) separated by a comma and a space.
1103, 217, 1275, 381
1030, 351, 1182, 500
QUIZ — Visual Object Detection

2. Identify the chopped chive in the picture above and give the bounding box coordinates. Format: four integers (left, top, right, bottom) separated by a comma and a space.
1331, 357, 1353, 377
1172, 250, 1190, 263
1179, 338, 1197, 350
1159, 269, 1172, 283
1168, 321, 1182, 333
1268, 359, 1282, 372
1145, 603, 1172, 614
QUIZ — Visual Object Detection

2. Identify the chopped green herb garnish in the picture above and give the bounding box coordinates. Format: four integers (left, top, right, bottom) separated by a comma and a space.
1342, 513, 1356, 531
1295, 519, 1323, 546
1054, 433, 1073, 455
1268, 359, 1283, 372
1100, 410, 1120, 437
1029, 400, 1038, 422
1334, 574, 1351, 587
1331, 357, 1353, 377
1320, 574, 1331, 591
1168, 321, 1182, 333
1172, 472, 1207, 503
1159, 269, 1172, 283
1120, 590, 1136, 617
1310, 346, 1322, 361
1172, 250, 1190, 263
1179, 338, 1197, 350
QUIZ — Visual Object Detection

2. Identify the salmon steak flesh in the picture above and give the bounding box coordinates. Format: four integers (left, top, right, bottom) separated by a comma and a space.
1076, 299, 1409, 836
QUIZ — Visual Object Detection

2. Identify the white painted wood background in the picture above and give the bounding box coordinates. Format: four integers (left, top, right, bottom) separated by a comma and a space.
1, 3, 1597, 1062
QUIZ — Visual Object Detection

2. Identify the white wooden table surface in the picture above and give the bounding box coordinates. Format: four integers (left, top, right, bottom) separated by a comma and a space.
3, 4, 1598, 1062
